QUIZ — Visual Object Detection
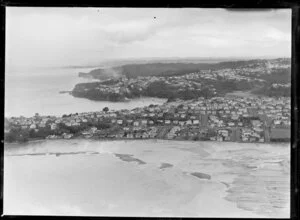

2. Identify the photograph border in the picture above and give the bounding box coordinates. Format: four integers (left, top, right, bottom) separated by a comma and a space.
0, 1, 299, 219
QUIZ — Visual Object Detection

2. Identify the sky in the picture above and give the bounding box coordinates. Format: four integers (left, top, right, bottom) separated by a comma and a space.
6, 7, 291, 70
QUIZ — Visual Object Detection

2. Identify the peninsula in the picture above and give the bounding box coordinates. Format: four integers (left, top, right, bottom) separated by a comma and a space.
71, 58, 291, 102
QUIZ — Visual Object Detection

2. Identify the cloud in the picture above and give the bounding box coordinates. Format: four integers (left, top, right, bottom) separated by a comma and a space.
5, 7, 291, 69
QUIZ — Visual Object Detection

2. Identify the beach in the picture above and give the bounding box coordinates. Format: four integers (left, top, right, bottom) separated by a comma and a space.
4, 139, 290, 217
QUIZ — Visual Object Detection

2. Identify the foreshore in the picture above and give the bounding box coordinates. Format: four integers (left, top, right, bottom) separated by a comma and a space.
4, 136, 290, 146
4, 139, 290, 217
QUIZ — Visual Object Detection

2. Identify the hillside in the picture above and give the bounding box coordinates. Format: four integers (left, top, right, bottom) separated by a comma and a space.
73, 58, 291, 101
78, 58, 290, 80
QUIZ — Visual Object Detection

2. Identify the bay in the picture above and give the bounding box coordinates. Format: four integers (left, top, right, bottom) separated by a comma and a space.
4, 140, 290, 217
5, 67, 166, 117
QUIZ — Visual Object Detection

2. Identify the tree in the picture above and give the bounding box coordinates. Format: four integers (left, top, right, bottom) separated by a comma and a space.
103, 107, 109, 113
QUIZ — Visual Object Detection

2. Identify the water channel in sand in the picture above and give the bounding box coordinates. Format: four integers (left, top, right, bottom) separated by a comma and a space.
4, 139, 290, 217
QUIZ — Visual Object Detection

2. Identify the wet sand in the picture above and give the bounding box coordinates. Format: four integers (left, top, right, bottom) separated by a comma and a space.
159, 163, 173, 170
114, 153, 147, 165
4, 139, 290, 217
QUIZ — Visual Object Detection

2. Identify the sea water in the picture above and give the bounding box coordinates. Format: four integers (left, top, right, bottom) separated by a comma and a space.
5, 67, 166, 117
4, 140, 290, 217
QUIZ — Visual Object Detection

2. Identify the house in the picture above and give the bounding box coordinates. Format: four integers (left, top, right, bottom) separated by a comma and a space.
186, 120, 192, 125
193, 120, 199, 125
109, 113, 117, 117
165, 120, 171, 125
142, 133, 149, 139
242, 136, 249, 142
111, 119, 116, 123
65, 122, 72, 127
63, 133, 73, 139
50, 124, 57, 130
117, 120, 123, 125
231, 115, 239, 120
127, 133, 134, 139
218, 129, 229, 137
173, 120, 179, 124
46, 135, 60, 139
55, 119, 61, 123
251, 120, 261, 127
148, 120, 154, 125
141, 120, 148, 126
30, 124, 37, 129
178, 121, 185, 126
90, 127, 98, 133
228, 122, 235, 127
133, 121, 140, 127
273, 120, 281, 125
127, 119, 133, 124
71, 122, 80, 126
116, 132, 125, 138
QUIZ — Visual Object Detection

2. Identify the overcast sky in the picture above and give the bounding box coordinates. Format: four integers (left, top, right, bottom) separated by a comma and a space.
6, 7, 291, 69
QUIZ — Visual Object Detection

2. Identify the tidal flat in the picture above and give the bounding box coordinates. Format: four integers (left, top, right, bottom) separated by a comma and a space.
4, 139, 290, 217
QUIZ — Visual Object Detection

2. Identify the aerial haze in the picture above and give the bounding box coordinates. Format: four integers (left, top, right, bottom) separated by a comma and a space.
6, 8, 291, 72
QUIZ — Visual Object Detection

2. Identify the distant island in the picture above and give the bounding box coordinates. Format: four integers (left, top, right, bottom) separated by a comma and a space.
71, 58, 291, 102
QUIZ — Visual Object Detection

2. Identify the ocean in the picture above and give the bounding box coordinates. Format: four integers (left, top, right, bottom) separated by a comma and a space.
5, 67, 166, 117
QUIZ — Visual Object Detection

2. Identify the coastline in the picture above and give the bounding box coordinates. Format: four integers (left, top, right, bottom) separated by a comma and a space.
4, 137, 291, 146
70, 94, 167, 103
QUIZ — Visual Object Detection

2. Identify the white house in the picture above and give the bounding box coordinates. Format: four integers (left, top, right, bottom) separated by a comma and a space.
193, 120, 199, 125
50, 124, 57, 130
30, 124, 37, 129
165, 120, 171, 125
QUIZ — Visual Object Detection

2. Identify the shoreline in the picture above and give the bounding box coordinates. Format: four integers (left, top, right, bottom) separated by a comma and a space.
4, 137, 291, 146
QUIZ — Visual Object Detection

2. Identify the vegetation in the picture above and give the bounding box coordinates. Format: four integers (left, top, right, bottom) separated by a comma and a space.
78, 59, 290, 80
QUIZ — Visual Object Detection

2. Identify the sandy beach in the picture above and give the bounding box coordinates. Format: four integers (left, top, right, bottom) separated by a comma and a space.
4, 139, 290, 217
